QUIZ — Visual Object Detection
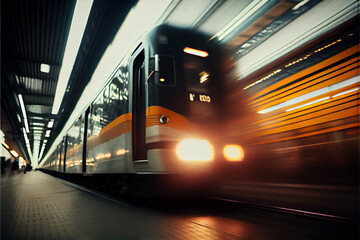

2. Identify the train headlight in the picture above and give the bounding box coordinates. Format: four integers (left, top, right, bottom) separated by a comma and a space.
223, 144, 244, 162
176, 139, 214, 161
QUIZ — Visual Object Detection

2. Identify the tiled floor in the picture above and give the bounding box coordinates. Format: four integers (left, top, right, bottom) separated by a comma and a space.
1, 171, 241, 240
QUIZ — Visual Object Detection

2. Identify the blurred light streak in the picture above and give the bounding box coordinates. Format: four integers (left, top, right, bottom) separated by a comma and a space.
96, 153, 104, 160
258, 76, 359, 114
243, 69, 281, 89
332, 87, 359, 98
286, 97, 330, 112
116, 149, 129, 156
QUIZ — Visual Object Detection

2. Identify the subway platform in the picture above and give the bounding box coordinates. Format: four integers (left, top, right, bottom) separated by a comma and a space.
1, 171, 239, 240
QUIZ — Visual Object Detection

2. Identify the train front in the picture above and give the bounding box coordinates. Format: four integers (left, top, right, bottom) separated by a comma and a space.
143, 26, 245, 189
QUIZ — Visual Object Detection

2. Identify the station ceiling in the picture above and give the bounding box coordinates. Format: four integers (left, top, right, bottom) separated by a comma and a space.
1, 0, 320, 164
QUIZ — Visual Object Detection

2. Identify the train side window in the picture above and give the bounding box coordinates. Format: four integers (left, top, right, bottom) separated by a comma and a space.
158, 55, 175, 86
90, 92, 104, 136
71, 116, 83, 145
107, 68, 129, 122
88, 67, 129, 138
102, 86, 110, 126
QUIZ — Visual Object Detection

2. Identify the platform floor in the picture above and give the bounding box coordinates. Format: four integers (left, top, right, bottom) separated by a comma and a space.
1, 171, 239, 240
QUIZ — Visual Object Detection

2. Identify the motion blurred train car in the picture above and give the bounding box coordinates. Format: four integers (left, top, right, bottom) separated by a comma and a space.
227, 17, 359, 185
40, 25, 245, 194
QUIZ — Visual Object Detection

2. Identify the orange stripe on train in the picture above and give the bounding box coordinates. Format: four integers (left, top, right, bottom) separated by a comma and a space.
85, 106, 190, 151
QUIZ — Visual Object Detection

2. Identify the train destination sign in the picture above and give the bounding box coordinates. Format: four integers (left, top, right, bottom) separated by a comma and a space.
189, 93, 211, 103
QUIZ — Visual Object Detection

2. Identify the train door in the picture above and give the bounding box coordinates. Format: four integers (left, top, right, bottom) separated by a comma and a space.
131, 48, 147, 162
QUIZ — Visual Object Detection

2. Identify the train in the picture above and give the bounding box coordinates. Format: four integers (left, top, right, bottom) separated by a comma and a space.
39, 25, 245, 195
225, 17, 359, 185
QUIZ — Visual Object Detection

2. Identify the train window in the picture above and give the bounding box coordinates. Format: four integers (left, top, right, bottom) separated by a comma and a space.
106, 68, 129, 122
184, 54, 210, 92
88, 66, 129, 138
184, 54, 216, 121
90, 91, 105, 136
66, 115, 84, 170
158, 55, 175, 86
102, 86, 110, 125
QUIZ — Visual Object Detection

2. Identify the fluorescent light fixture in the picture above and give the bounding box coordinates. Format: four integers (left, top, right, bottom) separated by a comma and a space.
47, 120, 54, 128
40, 63, 50, 73
10, 150, 19, 158
258, 76, 359, 114
39, 150, 44, 161
286, 96, 330, 112
2, 142, 9, 149
33, 122, 45, 126
52, 0, 94, 114
183, 47, 208, 57
213, 0, 268, 41
292, 0, 309, 11
18, 94, 29, 133
332, 88, 359, 98
45, 130, 51, 137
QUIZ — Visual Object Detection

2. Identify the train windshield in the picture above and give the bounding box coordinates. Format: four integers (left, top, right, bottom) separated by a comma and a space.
183, 53, 217, 122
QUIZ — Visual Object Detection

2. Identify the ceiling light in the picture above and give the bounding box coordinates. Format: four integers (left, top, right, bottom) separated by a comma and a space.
16, 114, 21, 123
47, 120, 54, 128
10, 150, 19, 158
52, 0, 94, 114
292, 0, 309, 11
40, 63, 50, 73
18, 94, 29, 133
32, 122, 45, 126
45, 130, 51, 137
2, 142, 9, 149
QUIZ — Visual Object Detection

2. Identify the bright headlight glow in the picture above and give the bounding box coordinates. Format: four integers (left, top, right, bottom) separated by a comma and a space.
223, 144, 244, 162
176, 139, 214, 161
